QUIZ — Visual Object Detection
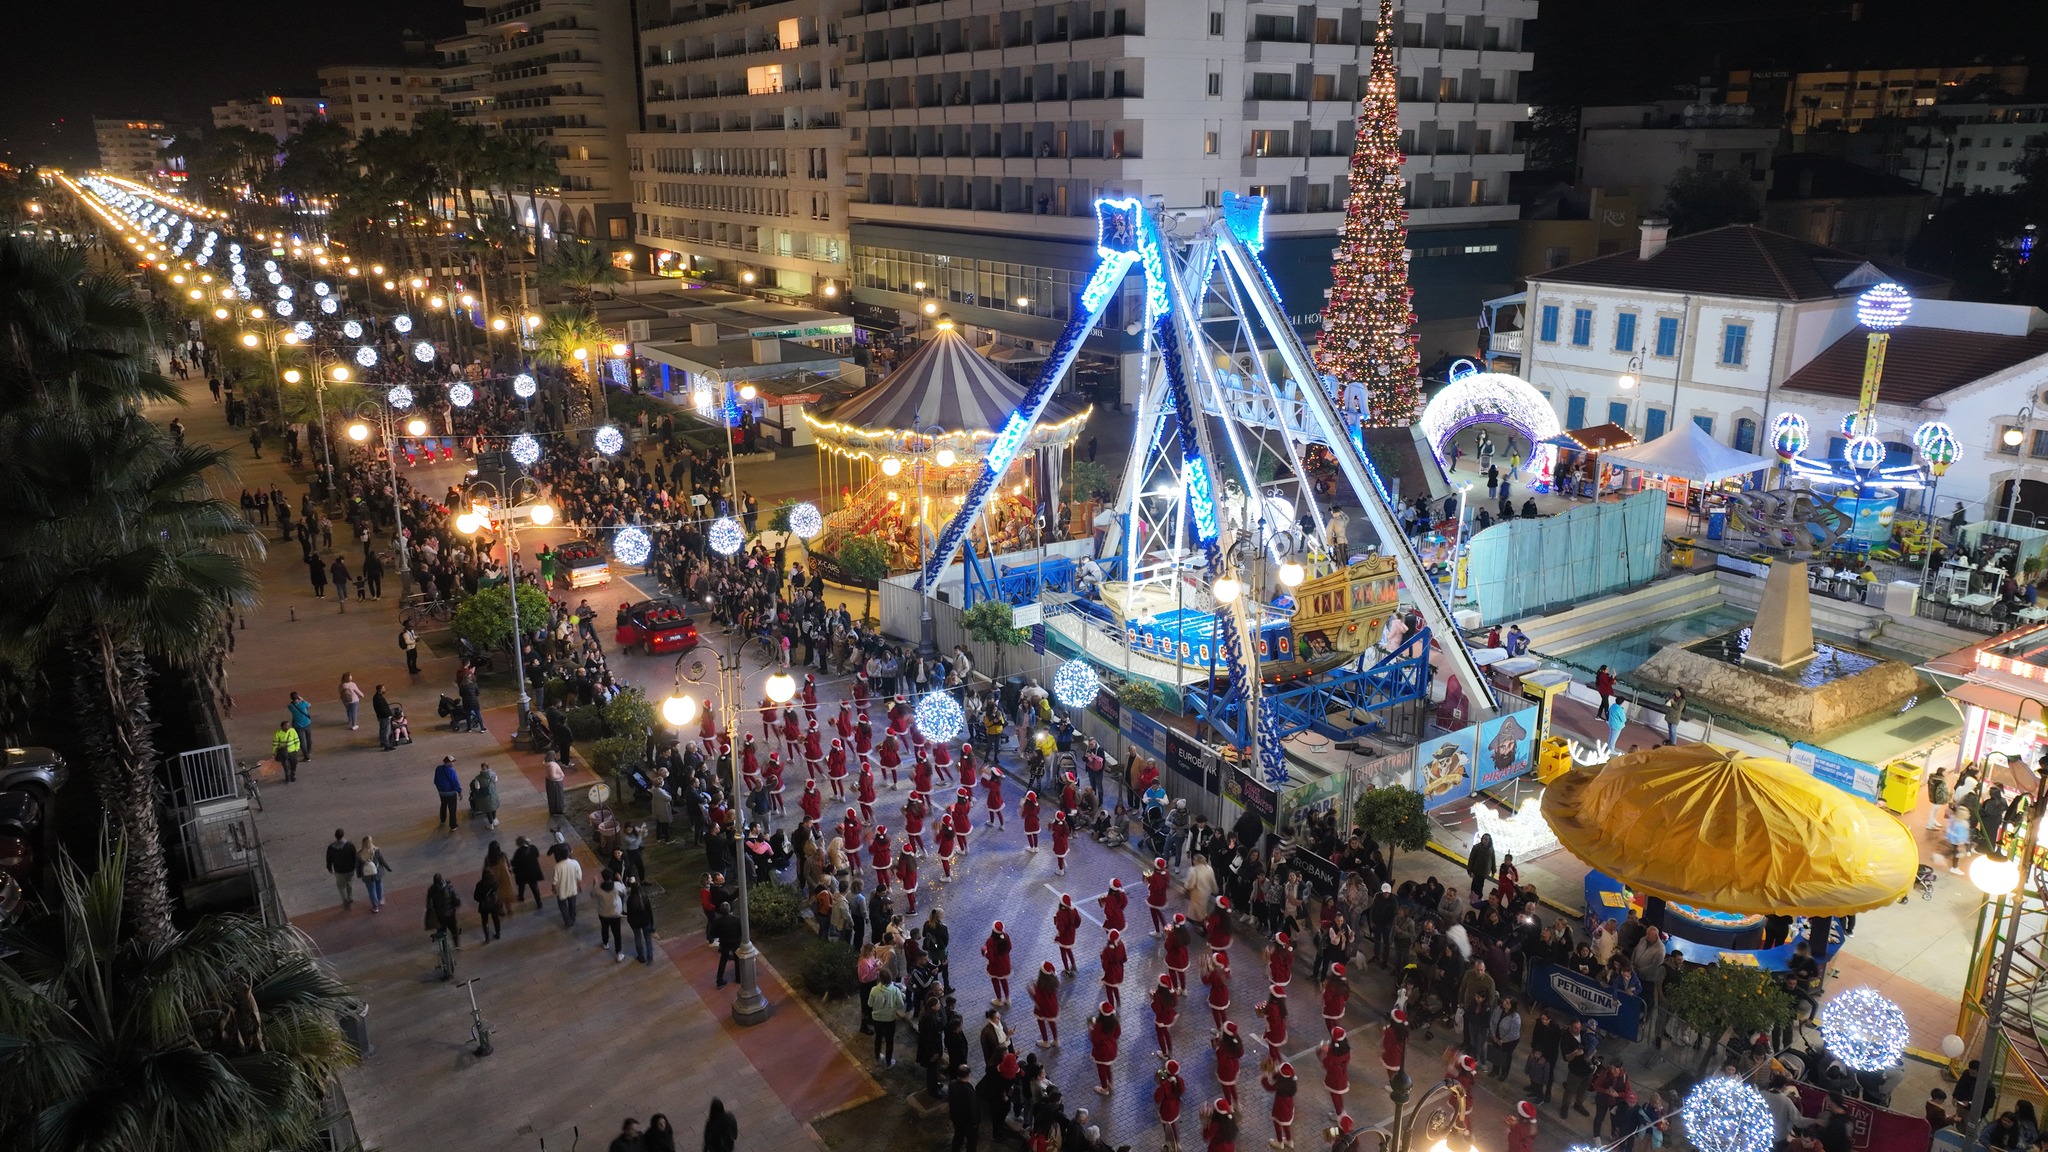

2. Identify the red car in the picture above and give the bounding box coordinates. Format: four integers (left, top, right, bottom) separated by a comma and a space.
616, 599, 701, 656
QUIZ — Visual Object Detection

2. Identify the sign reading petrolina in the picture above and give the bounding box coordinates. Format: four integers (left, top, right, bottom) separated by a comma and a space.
747, 322, 854, 341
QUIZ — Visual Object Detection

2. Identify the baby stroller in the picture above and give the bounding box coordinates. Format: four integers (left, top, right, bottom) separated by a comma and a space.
438, 693, 479, 733
1910, 863, 1936, 902
388, 703, 413, 745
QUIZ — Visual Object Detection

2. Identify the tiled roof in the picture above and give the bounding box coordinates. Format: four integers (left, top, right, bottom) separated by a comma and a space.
1527, 224, 1940, 301
1778, 326, 2048, 405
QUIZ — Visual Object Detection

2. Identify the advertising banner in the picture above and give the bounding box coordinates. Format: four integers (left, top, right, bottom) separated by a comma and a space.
1222, 765, 1278, 822
1791, 1084, 1930, 1152
1165, 727, 1219, 795
1475, 705, 1540, 790
1292, 847, 1342, 898
1529, 964, 1644, 1040
1414, 727, 1478, 811
1789, 742, 1882, 804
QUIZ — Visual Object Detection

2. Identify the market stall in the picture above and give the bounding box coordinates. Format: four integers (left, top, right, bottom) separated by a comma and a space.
1599, 422, 1770, 531
1541, 423, 1638, 502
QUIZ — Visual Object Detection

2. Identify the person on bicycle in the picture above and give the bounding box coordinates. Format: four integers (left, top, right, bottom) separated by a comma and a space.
425, 873, 463, 948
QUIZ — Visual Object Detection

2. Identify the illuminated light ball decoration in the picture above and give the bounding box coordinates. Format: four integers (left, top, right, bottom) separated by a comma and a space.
342, 319, 364, 339
275, 300, 294, 316
1769, 412, 1809, 461
612, 526, 652, 567
709, 516, 746, 556
448, 382, 475, 408
1844, 434, 1887, 472
512, 373, 538, 399
915, 692, 965, 744
354, 346, 379, 368
319, 297, 338, 314
594, 424, 625, 455
291, 321, 313, 340
1052, 658, 1101, 710
387, 385, 414, 411
1856, 282, 1913, 331
276, 284, 293, 300
412, 340, 436, 363
1918, 423, 1961, 476
1681, 1078, 1775, 1152
509, 433, 542, 467
313, 281, 330, 296
392, 314, 414, 334
788, 501, 823, 540
1817, 988, 1909, 1073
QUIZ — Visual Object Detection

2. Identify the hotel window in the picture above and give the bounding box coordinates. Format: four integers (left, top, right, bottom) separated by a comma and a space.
2034, 430, 2048, 459
1613, 311, 1637, 353
1654, 315, 1680, 357
1570, 307, 1592, 347
1537, 304, 1559, 343
1207, 73, 1222, 96
1204, 131, 1218, 155
1719, 322, 1749, 367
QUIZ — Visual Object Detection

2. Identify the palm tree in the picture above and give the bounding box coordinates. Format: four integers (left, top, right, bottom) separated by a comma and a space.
539, 240, 622, 305
0, 843, 359, 1152
0, 414, 263, 946
533, 304, 612, 427
0, 235, 182, 417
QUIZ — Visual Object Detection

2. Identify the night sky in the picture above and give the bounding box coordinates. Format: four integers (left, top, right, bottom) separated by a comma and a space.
0, 0, 468, 166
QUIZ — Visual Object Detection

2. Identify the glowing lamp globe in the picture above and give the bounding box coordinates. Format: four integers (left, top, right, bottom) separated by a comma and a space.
1844, 435, 1886, 471
1681, 1078, 1775, 1152
765, 671, 797, 704
313, 281, 330, 296
1972, 851, 2021, 896
709, 516, 745, 556
275, 300, 294, 316
1052, 658, 1100, 709
513, 373, 538, 399
1278, 561, 1306, 588
347, 422, 370, 442
662, 693, 698, 727
612, 526, 652, 567
393, 314, 413, 334
788, 502, 824, 540
915, 692, 965, 744
528, 504, 555, 526
510, 433, 542, 467
412, 340, 435, 363
881, 457, 903, 477
594, 425, 625, 455
448, 382, 475, 408
1769, 412, 1809, 460
1212, 576, 1244, 604
291, 321, 313, 340
1856, 282, 1912, 331
935, 448, 957, 468
342, 319, 364, 339
406, 417, 429, 437
276, 284, 293, 300
354, 346, 378, 368
387, 384, 415, 410
1817, 988, 1908, 1072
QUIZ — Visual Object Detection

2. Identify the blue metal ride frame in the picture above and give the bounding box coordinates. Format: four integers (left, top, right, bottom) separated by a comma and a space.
960, 552, 1125, 609
1183, 627, 1434, 746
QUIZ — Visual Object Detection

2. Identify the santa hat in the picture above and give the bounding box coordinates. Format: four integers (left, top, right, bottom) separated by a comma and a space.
845, 808, 857, 819
1165, 1059, 1181, 1075
857, 671, 868, 680
992, 920, 1004, 933
1271, 984, 1286, 998
1100, 1001, 1115, 1015
1060, 893, 1073, 906
1042, 961, 1056, 973
804, 779, 818, 789
1173, 913, 1187, 924
1390, 1010, 1407, 1025
1338, 1117, 1355, 1134
1275, 930, 1290, 946
1110, 878, 1123, 889
1108, 929, 1121, 941
895, 695, 906, 704
1223, 1021, 1239, 1035
1025, 790, 1037, 800
999, 1052, 1020, 1077
1279, 1062, 1295, 1077
1331, 1027, 1347, 1041
832, 737, 843, 747
769, 752, 782, 762
1159, 974, 1174, 988
876, 825, 887, 835
1215, 896, 1231, 910
807, 719, 819, 729
1213, 951, 1230, 967
958, 787, 972, 798
744, 733, 755, 742
1518, 1102, 1538, 1121
805, 673, 815, 682
1154, 857, 1168, 869
1332, 963, 1347, 978
1460, 1055, 1477, 1072
1214, 1098, 1232, 1116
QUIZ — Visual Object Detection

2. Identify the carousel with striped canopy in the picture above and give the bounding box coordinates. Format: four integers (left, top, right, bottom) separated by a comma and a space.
802, 316, 1091, 571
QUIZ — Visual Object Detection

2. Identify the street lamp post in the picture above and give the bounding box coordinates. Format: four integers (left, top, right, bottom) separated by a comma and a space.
1360, 1061, 1470, 1152
458, 480, 555, 728
345, 388, 416, 596
2003, 406, 2036, 525
663, 661, 797, 1026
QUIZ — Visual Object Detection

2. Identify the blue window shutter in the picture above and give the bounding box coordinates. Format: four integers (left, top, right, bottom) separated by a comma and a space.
1571, 308, 1592, 346
1721, 324, 1747, 366
1734, 418, 1757, 454
1566, 396, 1587, 429
1539, 305, 1559, 343
1645, 407, 1666, 440
1614, 313, 1637, 352
1608, 402, 1629, 426
1655, 316, 1679, 357
1694, 415, 1715, 436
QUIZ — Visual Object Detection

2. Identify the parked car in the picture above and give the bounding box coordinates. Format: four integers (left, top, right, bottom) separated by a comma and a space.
0, 789, 42, 880
1, 747, 66, 796
615, 599, 701, 656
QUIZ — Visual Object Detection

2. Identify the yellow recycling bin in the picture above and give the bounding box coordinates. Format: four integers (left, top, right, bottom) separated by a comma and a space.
1880, 760, 1923, 816
1671, 537, 1696, 568
1536, 736, 1575, 784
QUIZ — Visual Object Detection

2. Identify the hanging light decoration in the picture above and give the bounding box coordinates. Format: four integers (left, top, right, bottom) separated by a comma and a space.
513, 373, 538, 398
448, 382, 475, 408
354, 346, 378, 368
1818, 988, 1909, 1072
594, 425, 625, 455
291, 321, 314, 340
1769, 412, 1809, 461
342, 319, 364, 339
1844, 434, 1887, 472
915, 692, 965, 744
1856, 282, 1913, 331
1681, 1078, 1775, 1152
387, 385, 415, 410
412, 340, 436, 363
319, 296, 338, 314
510, 433, 542, 466
313, 281, 331, 296
275, 300, 294, 316
788, 501, 823, 540
1053, 658, 1100, 709
393, 314, 413, 334
709, 516, 745, 555
612, 526, 652, 567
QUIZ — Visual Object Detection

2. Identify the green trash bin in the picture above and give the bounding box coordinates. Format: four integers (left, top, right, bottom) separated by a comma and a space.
1880, 760, 1922, 816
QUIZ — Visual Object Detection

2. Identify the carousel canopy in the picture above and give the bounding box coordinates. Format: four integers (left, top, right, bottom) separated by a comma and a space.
1541, 743, 1917, 916
831, 325, 1041, 433
1600, 423, 1770, 484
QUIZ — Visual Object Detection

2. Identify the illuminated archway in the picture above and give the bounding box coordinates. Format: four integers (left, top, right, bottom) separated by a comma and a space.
1418, 368, 1561, 483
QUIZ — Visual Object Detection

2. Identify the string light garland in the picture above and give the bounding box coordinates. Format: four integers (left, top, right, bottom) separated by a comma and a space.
788, 502, 823, 540
448, 382, 474, 408
1312, 0, 1420, 427
594, 425, 625, 455
1681, 1078, 1774, 1152
1053, 659, 1101, 709
612, 526, 652, 567
709, 516, 745, 556
1818, 988, 1908, 1072
915, 692, 965, 744
510, 433, 542, 466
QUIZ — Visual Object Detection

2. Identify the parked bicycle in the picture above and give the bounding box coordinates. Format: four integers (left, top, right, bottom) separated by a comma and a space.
458, 977, 493, 1057
433, 928, 457, 982
234, 760, 264, 812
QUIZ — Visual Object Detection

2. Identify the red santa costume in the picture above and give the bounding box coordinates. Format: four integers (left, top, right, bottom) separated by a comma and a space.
801, 673, 818, 722
888, 695, 911, 736
868, 828, 892, 892
1379, 1011, 1408, 1087
1266, 932, 1293, 989
882, 735, 907, 794
1145, 858, 1172, 935
932, 737, 955, 785
798, 779, 822, 823
1151, 973, 1179, 1058
1202, 1098, 1237, 1152
1163, 914, 1192, 993
901, 795, 926, 856
949, 788, 974, 856
803, 722, 825, 781
1020, 790, 1042, 849
851, 671, 870, 708
1155, 1061, 1186, 1150
1202, 950, 1233, 1029
1100, 878, 1129, 935
1053, 895, 1082, 973
1258, 984, 1288, 1062
1088, 1003, 1120, 1094
909, 750, 932, 801
854, 714, 877, 779
1204, 899, 1235, 951
838, 809, 862, 852
1320, 964, 1349, 1034
1049, 811, 1071, 875
982, 922, 1013, 1005
1029, 962, 1061, 1046
1505, 1101, 1539, 1152
697, 705, 717, 753
1323, 1027, 1354, 1118
935, 815, 958, 881
781, 707, 802, 762
953, 740, 974, 787
1100, 929, 1128, 1009
1211, 1024, 1244, 1110
982, 766, 1006, 829
740, 735, 761, 793
758, 696, 779, 742
1261, 1062, 1299, 1148
894, 846, 920, 913
856, 758, 879, 823
826, 738, 850, 799
766, 754, 786, 815
833, 701, 854, 742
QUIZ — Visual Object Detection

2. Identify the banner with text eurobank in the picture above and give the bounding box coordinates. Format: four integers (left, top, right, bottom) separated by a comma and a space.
1530, 963, 1644, 1040
1414, 727, 1478, 811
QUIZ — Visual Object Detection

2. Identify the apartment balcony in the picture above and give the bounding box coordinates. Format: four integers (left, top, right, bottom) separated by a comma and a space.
641, 0, 797, 31
846, 95, 1141, 126
844, 34, 1138, 72
1489, 329, 1523, 358
1394, 45, 1535, 74
847, 153, 1139, 178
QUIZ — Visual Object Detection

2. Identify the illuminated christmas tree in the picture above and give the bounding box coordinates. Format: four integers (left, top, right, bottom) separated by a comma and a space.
1314, 0, 1420, 427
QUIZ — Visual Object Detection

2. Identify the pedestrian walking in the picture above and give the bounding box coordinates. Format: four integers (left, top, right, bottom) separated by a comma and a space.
271, 720, 301, 783
552, 844, 584, 926
473, 864, 505, 943
626, 879, 657, 963
357, 835, 392, 911
512, 835, 545, 910
703, 1100, 738, 1152
325, 828, 358, 910
433, 756, 461, 831
712, 901, 742, 985
288, 691, 314, 761
425, 873, 462, 948
339, 673, 363, 730
399, 623, 419, 675
330, 555, 351, 604
546, 760, 568, 825
469, 763, 501, 830
869, 976, 906, 1066
596, 868, 629, 961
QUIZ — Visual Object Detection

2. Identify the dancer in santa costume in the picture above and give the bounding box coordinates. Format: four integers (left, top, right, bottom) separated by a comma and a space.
893, 845, 920, 913
1201, 1097, 1237, 1152
908, 744, 931, 799
851, 670, 870, 709
1504, 1101, 1539, 1152
1320, 1026, 1353, 1120
1204, 896, 1235, 951
855, 758, 877, 824
1088, 1001, 1121, 1095
1100, 929, 1127, 1009
803, 719, 824, 782
982, 765, 1006, 829
837, 808, 862, 853
1151, 973, 1179, 1057
935, 814, 958, 882
833, 700, 854, 742
1379, 1010, 1408, 1087
1163, 912, 1193, 993
780, 706, 801, 764
949, 787, 975, 855
800, 672, 818, 722
1099, 877, 1128, 936
1030, 961, 1061, 1047
1020, 790, 1042, 850
1155, 1060, 1187, 1150
855, 712, 879, 781
1211, 1024, 1244, 1111
739, 734, 761, 793
868, 828, 892, 892
1260, 1060, 1299, 1149
1145, 857, 1173, 935
1202, 949, 1233, 1029
758, 695, 779, 742
1049, 809, 1071, 875
766, 753, 786, 815
981, 920, 1013, 1005
1053, 894, 1082, 974
879, 731, 904, 792
826, 737, 849, 799
797, 778, 822, 823
932, 735, 956, 785
1320, 963, 1349, 1034
1258, 984, 1288, 1062
901, 793, 926, 855
1266, 930, 1294, 990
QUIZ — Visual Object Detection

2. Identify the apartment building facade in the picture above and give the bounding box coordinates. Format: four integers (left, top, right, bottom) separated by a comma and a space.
1894, 103, 2048, 197
823, 0, 1532, 398
211, 95, 328, 142
317, 66, 448, 140
1728, 64, 2029, 135
94, 118, 174, 179
629, 0, 850, 294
